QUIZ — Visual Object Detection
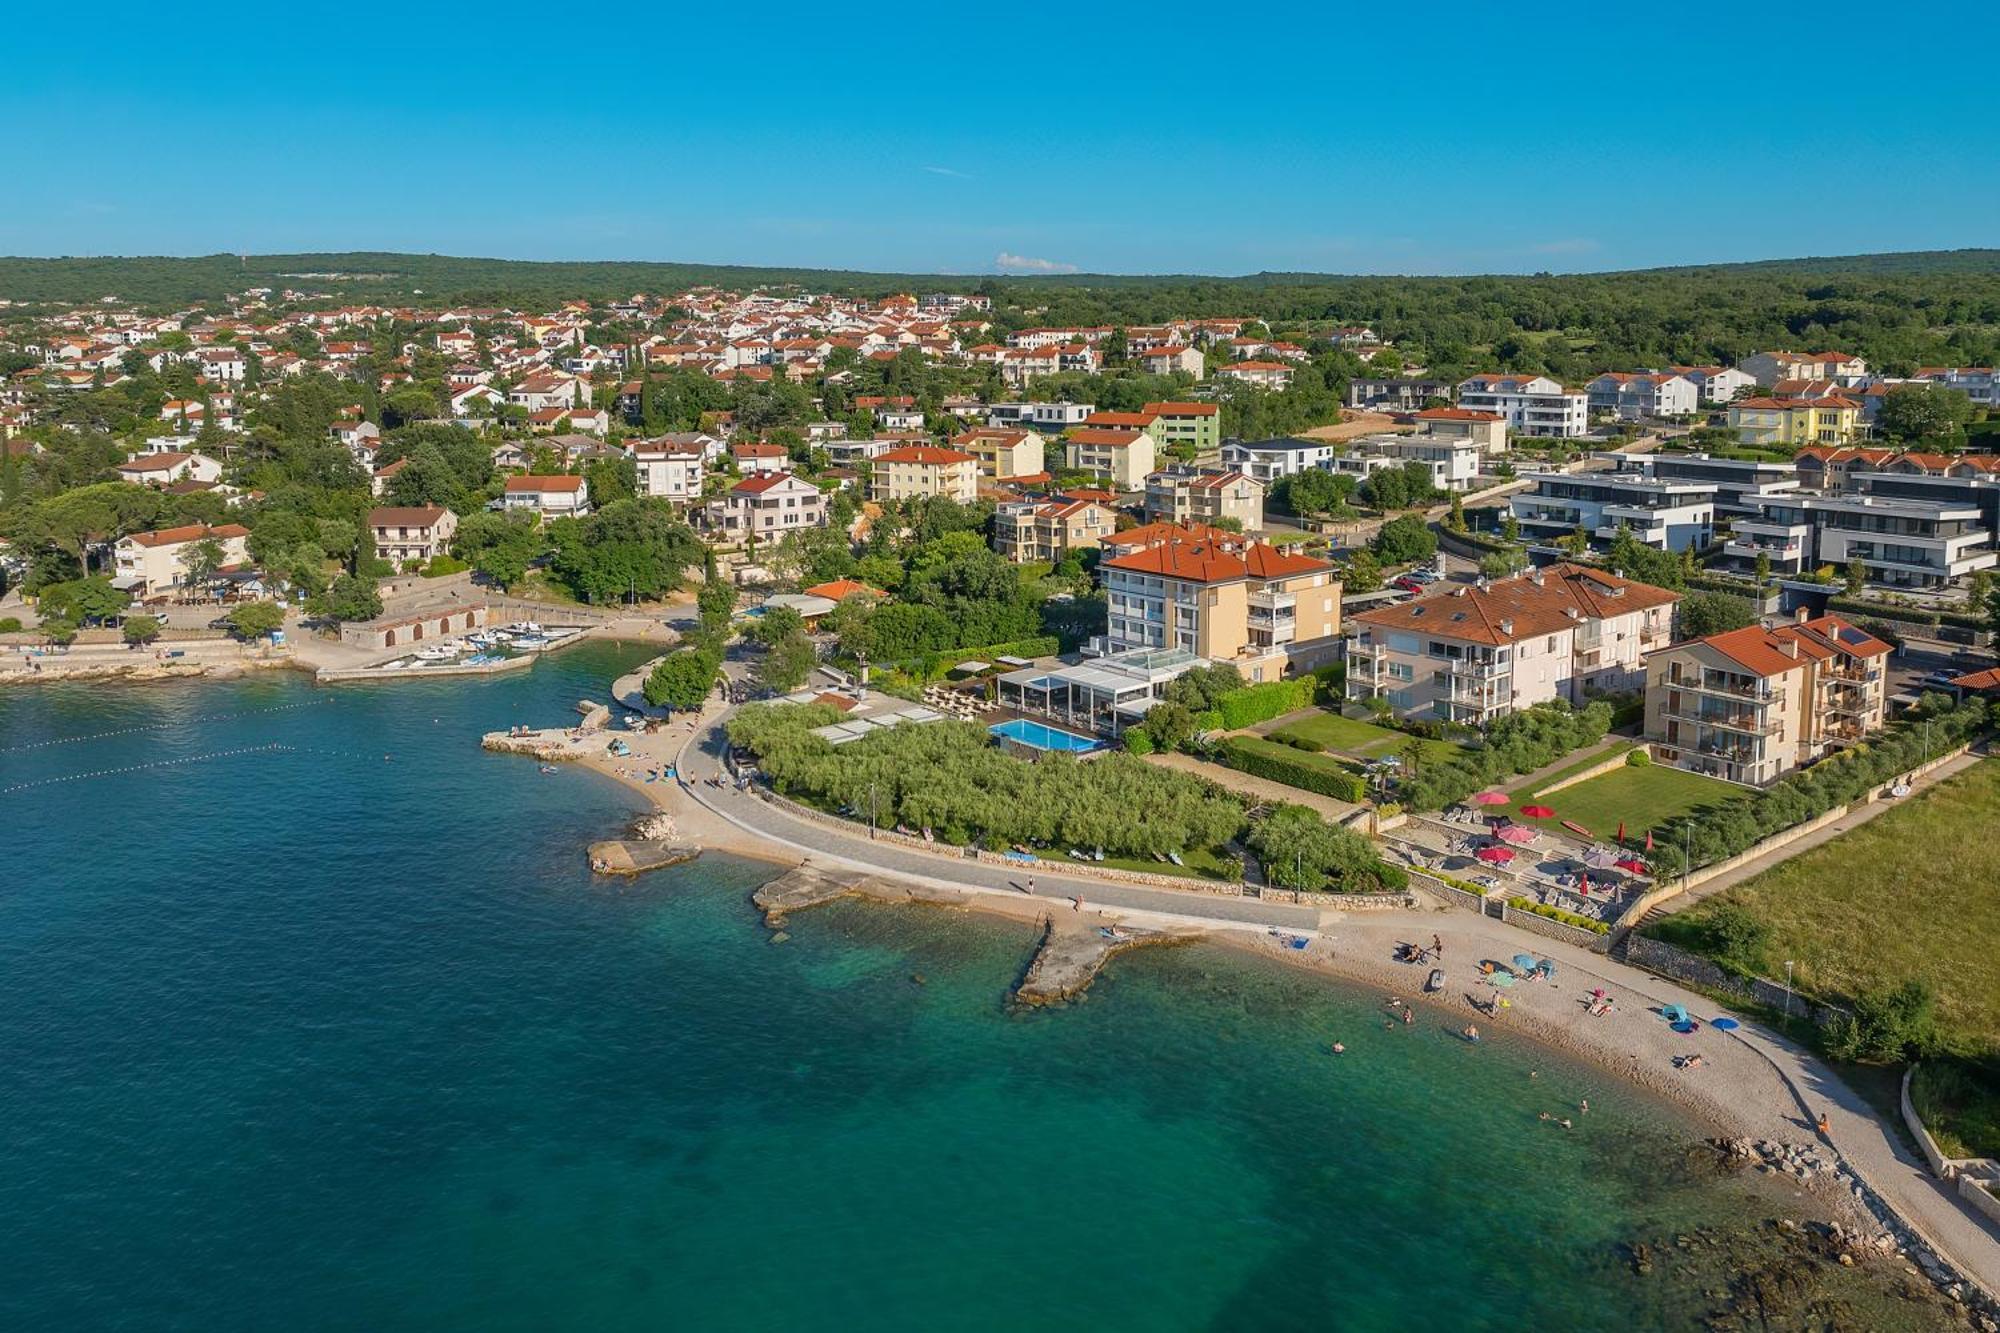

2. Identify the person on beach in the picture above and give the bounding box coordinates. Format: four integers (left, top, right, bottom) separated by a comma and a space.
1402, 1006, 1413, 1026
1815, 1112, 1831, 1136
1071, 896, 1082, 913
1026, 877, 1034, 896
1431, 934, 1443, 959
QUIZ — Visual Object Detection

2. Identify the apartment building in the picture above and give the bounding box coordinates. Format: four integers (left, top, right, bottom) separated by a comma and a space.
1913, 366, 1999, 407
369, 506, 459, 564
986, 401, 1094, 432
1645, 612, 1891, 786
1142, 467, 1265, 529
1601, 451, 1798, 518
870, 446, 980, 503
112, 522, 251, 596
1507, 472, 1715, 551
1135, 345, 1205, 377
1455, 374, 1589, 438
1142, 401, 1222, 457
1662, 365, 1759, 405
1345, 564, 1679, 724
1792, 447, 1896, 493
1346, 377, 1451, 412
630, 439, 706, 501
1739, 350, 1868, 387
1099, 538, 1343, 680
1336, 434, 1483, 491
1726, 396, 1861, 448
951, 427, 1045, 481
992, 498, 1118, 564
1213, 360, 1295, 389
1220, 436, 1333, 484
1411, 407, 1507, 455
1585, 372, 1700, 420
1063, 428, 1158, 489
1799, 491, 1998, 588
704, 472, 828, 538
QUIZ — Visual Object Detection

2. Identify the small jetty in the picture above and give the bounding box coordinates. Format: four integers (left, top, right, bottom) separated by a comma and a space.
1014, 918, 1198, 1006
751, 863, 958, 924
588, 840, 701, 875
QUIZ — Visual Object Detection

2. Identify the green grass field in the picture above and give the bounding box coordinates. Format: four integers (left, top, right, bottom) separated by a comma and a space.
1097, 845, 1236, 881
1511, 761, 1742, 842
1269, 712, 1466, 769
1656, 758, 2000, 1048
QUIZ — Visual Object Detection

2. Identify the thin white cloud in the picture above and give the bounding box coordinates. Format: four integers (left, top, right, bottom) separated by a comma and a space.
1531, 237, 1600, 255
924, 165, 972, 179
995, 251, 1079, 275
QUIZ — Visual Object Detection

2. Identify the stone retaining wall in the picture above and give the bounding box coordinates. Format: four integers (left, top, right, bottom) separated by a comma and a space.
1902, 1065, 2000, 1186
1959, 1175, 2000, 1227
1623, 935, 1850, 1027
1410, 871, 1486, 914
1294, 890, 1417, 910
1499, 903, 1610, 952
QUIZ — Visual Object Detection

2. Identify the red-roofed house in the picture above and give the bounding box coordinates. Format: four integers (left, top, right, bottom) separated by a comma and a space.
1063, 428, 1158, 488
1345, 564, 1679, 723
1142, 401, 1222, 457
870, 446, 979, 503
704, 472, 827, 539
1645, 610, 1891, 785
113, 523, 250, 596
1100, 536, 1342, 678
502, 474, 592, 518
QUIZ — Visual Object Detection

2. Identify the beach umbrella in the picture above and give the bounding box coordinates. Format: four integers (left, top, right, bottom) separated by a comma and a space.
1495, 824, 1537, 845
1489, 971, 1517, 987
1615, 857, 1649, 875
1711, 1017, 1740, 1031
1472, 791, 1510, 806
1519, 804, 1556, 819
1475, 846, 1516, 865
1511, 953, 1538, 972
1616, 819, 1627, 845
1590, 987, 1607, 999
1644, 829, 1655, 852
1585, 846, 1620, 869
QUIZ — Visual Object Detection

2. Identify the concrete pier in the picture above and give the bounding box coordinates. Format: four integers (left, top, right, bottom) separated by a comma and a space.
1013, 918, 1199, 1006
588, 840, 701, 875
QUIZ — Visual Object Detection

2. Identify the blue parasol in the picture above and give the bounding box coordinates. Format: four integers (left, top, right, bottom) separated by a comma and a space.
1710, 1017, 1740, 1031
1511, 953, 1538, 972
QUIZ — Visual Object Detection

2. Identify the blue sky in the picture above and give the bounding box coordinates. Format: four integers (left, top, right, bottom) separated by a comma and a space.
4, 3, 1995, 276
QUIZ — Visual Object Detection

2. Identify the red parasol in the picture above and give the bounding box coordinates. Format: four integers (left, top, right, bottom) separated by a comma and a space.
1475, 845, 1517, 865
1471, 791, 1511, 806
1616, 819, 1627, 844
1495, 824, 1538, 845
1615, 857, 1648, 874
1519, 804, 1556, 819
1644, 828, 1655, 851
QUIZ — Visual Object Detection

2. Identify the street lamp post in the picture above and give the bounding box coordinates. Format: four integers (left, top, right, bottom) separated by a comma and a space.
868, 783, 878, 840
1681, 822, 1693, 893
1784, 960, 1795, 1021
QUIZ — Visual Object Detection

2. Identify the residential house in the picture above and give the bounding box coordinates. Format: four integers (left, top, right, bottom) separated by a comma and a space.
1220, 436, 1332, 485
1599, 450, 1799, 518
371, 457, 408, 497
1141, 401, 1222, 458
507, 372, 591, 412
985, 401, 1094, 432
1064, 428, 1158, 489
704, 472, 828, 539
1913, 367, 1999, 408
1213, 360, 1295, 389
1726, 397, 1860, 448
1345, 377, 1451, 412
1345, 564, 1679, 723
1739, 350, 1868, 387
114, 451, 223, 487
1455, 374, 1589, 438
1143, 467, 1265, 529
1506, 470, 1714, 551
449, 383, 505, 417
730, 442, 791, 475
992, 498, 1119, 564
501, 475, 592, 518
1792, 446, 1896, 493
1645, 612, 1892, 786
630, 439, 706, 502
871, 446, 980, 503
368, 506, 459, 565
951, 427, 1045, 481
1412, 407, 1508, 456
1585, 372, 1700, 420
1098, 538, 1343, 680
1663, 365, 1759, 405
330, 419, 382, 459
1135, 345, 1204, 377
1797, 490, 1997, 588
112, 522, 250, 596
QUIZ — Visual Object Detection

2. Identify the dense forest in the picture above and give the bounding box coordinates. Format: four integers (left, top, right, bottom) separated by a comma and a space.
3, 249, 1999, 377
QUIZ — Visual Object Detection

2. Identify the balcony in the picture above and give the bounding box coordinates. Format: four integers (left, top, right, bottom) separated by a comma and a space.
1662, 704, 1781, 736
1666, 672, 1784, 704
1247, 588, 1296, 612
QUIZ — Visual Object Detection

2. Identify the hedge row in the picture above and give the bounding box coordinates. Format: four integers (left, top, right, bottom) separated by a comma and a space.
1221, 737, 1369, 803
1217, 678, 1316, 729
1825, 596, 1986, 633
1508, 898, 1611, 935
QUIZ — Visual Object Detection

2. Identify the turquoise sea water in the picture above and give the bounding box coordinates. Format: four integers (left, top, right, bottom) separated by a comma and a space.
0, 645, 1947, 1331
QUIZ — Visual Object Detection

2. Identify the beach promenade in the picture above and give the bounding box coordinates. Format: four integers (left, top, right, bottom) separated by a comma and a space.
589, 691, 2000, 1308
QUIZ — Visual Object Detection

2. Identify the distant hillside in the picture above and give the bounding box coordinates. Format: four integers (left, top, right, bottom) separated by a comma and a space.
1, 248, 1999, 307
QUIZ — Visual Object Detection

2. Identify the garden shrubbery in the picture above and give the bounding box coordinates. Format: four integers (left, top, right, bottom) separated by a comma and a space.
1401, 700, 1615, 811
1221, 736, 1369, 803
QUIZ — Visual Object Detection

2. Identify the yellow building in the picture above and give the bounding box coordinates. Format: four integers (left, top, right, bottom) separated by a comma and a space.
1100, 537, 1342, 678
1063, 428, 1158, 489
950, 427, 1045, 481
1726, 396, 1860, 448
869, 446, 979, 503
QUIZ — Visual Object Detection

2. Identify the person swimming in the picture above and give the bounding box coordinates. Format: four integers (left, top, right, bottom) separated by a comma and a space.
1462, 1025, 1480, 1042
1331, 1042, 1346, 1055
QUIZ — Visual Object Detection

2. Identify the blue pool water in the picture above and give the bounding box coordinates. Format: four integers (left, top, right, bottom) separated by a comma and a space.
989, 717, 1101, 752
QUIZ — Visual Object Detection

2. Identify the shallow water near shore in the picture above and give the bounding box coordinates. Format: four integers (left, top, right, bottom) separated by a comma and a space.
0, 644, 1959, 1330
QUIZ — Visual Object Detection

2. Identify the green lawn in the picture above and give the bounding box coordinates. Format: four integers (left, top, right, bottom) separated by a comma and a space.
1097, 845, 1236, 881
1653, 758, 2000, 1049
1269, 711, 1466, 768
1510, 761, 1742, 842
1507, 743, 1637, 802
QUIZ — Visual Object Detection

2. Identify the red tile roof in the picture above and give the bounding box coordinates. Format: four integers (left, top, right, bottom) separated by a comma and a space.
1350, 563, 1678, 646
368, 506, 449, 527
125, 522, 248, 548
1142, 401, 1219, 417
874, 446, 976, 465
803, 578, 883, 602
504, 475, 585, 493
1066, 428, 1146, 446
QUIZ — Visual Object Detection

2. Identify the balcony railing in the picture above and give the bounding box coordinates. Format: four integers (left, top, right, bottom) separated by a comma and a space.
1247, 588, 1296, 611
1662, 704, 1781, 736
1666, 672, 1784, 704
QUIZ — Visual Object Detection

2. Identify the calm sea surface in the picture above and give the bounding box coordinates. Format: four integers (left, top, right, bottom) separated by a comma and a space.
0, 644, 1951, 1331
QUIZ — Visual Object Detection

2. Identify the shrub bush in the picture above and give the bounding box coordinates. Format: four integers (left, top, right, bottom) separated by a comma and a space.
1215, 678, 1315, 730
0, 617, 22, 633
1508, 898, 1610, 935
1222, 737, 1368, 803
1122, 728, 1155, 756
1626, 748, 1651, 767
1402, 699, 1615, 811
423, 555, 470, 577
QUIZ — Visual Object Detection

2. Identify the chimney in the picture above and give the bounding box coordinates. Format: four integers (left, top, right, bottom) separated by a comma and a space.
1794, 605, 1811, 625
1780, 639, 1799, 659
1528, 568, 1544, 585
1500, 618, 1515, 636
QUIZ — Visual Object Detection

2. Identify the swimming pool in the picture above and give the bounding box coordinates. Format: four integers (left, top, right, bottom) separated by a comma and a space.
989, 718, 1103, 753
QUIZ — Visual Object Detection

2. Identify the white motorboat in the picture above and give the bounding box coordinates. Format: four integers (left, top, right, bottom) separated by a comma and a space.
414, 642, 457, 661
